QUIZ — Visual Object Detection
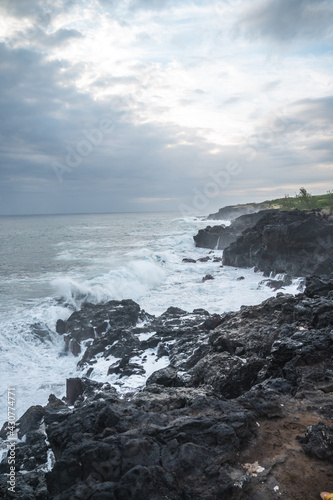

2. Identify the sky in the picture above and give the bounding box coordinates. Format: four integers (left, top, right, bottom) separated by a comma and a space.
0, 0, 332, 215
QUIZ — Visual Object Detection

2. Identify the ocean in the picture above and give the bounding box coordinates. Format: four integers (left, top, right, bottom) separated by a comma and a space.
0, 212, 302, 425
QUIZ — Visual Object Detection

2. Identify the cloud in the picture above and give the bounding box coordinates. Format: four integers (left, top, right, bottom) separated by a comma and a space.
39, 28, 83, 47
0, 0, 332, 214
0, 0, 45, 19
238, 0, 333, 43
0, 0, 77, 18
128, 0, 177, 11
0, 36, 236, 213
291, 95, 333, 123
261, 80, 281, 92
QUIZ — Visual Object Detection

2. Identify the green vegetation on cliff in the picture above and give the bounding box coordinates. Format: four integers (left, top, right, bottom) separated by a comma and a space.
250, 189, 333, 212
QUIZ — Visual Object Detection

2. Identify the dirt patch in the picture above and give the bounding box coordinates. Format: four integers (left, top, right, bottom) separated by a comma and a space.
239, 394, 333, 500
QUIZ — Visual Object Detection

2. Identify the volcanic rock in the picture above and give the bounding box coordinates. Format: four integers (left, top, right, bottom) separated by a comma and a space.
1, 276, 333, 499
223, 210, 333, 277
208, 204, 259, 220
202, 274, 214, 282
194, 210, 276, 250
57, 299, 152, 355
197, 256, 211, 262
299, 422, 333, 461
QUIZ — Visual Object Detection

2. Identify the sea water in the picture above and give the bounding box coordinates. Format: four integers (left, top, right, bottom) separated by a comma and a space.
0, 212, 302, 425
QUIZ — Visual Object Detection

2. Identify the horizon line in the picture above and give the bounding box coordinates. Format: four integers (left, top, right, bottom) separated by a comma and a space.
0, 210, 181, 217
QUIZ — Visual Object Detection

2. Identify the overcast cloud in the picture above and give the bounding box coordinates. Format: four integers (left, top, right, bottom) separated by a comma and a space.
0, 0, 332, 215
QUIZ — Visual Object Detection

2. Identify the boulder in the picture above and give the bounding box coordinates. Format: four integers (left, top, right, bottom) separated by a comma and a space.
146, 366, 184, 387
17, 405, 45, 439
58, 299, 152, 355
202, 274, 214, 282
43, 383, 256, 499
197, 256, 211, 262
299, 423, 333, 461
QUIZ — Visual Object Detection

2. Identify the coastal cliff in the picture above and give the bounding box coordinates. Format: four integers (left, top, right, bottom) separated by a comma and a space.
223, 209, 333, 277
1, 209, 333, 499
194, 209, 275, 250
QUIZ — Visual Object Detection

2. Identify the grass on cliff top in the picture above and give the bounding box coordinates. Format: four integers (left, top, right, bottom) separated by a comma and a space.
252, 189, 333, 212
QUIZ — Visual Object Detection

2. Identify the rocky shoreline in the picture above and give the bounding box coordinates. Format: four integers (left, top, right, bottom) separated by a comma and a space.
223, 210, 333, 278
1, 210, 333, 499
193, 210, 276, 250
195, 209, 333, 277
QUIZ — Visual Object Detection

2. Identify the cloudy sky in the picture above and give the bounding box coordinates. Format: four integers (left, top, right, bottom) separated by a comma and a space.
0, 0, 332, 215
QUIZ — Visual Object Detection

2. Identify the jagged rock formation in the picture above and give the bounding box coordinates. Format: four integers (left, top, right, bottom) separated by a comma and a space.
56, 299, 152, 356
1, 276, 333, 499
223, 210, 333, 277
194, 210, 276, 250
207, 204, 260, 221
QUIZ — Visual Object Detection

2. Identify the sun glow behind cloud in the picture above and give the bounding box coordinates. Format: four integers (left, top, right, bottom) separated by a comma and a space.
0, 0, 332, 214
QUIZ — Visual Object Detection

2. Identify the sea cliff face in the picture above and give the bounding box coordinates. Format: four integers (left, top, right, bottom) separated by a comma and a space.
223, 210, 333, 277
1, 276, 333, 499
193, 210, 276, 250
195, 209, 333, 277
207, 204, 260, 221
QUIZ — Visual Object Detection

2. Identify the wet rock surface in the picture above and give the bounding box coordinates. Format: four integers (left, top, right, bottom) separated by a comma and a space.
194, 210, 275, 250
1, 276, 333, 499
223, 209, 333, 277
56, 299, 152, 356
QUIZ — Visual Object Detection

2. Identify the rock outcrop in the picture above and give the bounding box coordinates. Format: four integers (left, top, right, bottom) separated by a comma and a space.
56, 299, 152, 356
194, 209, 276, 250
223, 209, 333, 277
1, 276, 333, 499
208, 204, 261, 221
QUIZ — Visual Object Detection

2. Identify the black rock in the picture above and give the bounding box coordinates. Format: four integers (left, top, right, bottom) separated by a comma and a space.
17, 405, 45, 439
202, 274, 214, 282
66, 378, 84, 405
201, 314, 223, 330
299, 422, 333, 461
223, 210, 333, 277
194, 210, 276, 250
259, 274, 293, 291
43, 383, 256, 499
5, 270, 333, 499
146, 366, 184, 387
56, 319, 66, 334
197, 256, 211, 262
304, 275, 333, 298
208, 204, 259, 221
59, 299, 152, 355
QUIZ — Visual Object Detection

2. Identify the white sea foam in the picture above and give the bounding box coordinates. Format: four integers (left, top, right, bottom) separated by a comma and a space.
0, 212, 303, 425
52, 259, 166, 309
80, 347, 170, 393
0, 301, 78, 424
